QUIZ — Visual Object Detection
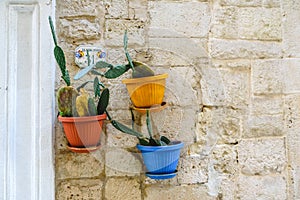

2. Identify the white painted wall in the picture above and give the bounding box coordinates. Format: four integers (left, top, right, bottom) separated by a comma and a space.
0, 1, 55, 200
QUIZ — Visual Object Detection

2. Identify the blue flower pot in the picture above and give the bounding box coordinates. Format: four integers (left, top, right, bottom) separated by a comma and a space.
137, 141, 184, 178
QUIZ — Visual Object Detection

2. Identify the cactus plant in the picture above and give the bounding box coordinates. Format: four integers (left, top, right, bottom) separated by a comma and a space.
49, 16, 110, 118
74, 31, 154, 80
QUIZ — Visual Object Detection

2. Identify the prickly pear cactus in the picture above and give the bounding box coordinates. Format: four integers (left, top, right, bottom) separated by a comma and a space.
76, 88, 90, 117
88, 97, 97, 116
132, 61, 154, 78
57, 86, 78, 117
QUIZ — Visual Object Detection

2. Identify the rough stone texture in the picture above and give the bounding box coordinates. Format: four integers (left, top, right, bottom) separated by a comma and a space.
282, 0, 300, 57
201, 67, 250, 108
177, 155, 208, 184
56, 0, 100, 17
243, 114, 284, 138
56, 179, 103, 200
237, 175, 287, 200
129, 0, 148, 21
238, 138, 287, 175
105, 177, 141, 200
104, 19, 146, 47
211, 6, 282, 40
105, 0, 129, 19
148, 1, 210, 38
58, 18, 100, 41
148, 38, 208, 65
220, 0, 281, 7
105, 148, 142, 176
210, 39, 282, 59
197, 107, 242, 145
252, 59, 284, 94
144, 185, 215, 200
56, 151, 104, 179
54, 0, 299, 199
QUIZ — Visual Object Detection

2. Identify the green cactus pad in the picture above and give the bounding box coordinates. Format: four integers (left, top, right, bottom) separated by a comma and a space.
57, 86, 78, 117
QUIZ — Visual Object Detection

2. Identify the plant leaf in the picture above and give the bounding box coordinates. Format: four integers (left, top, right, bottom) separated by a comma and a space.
104, 64, 131, 79
146, 110, 153, 138
160, 136, 171, 145
95, 61, 114, 69
149, 138, 160, 146
76, 81, 92, 91
48, 16, 57, 46
111, 120, 144, 138
91, 69, 104, 76
88, 98, 97, 116
97, 88, 109, 115
123, 30, 134, 70
132, 61, 155, 78
138, 138, 150, 146
74, 63, 95, 80
93, 77, 101, 98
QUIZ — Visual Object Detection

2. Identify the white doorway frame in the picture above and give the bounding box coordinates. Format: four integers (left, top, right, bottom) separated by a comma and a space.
0, 0, 55, 199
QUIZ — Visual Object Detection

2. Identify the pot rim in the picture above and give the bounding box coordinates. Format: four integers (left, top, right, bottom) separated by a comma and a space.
122, 73, 168, 84
137, 141, 184, 151
58, 113, 107, 122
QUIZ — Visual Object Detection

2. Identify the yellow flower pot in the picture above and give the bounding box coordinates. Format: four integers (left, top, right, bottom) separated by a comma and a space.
122, 73, 168, 108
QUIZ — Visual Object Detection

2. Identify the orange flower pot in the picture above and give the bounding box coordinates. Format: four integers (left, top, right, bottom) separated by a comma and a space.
58, 114, 106, 148
122, 73, 168, 108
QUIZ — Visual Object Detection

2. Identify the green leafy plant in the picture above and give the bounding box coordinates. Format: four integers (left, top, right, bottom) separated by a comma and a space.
49, 16, 109, 117
74, 30, 155, 81
108, 110, 171, 146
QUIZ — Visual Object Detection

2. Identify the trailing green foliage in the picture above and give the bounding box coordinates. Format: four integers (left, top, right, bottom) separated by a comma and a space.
48, 16, 70, 86
108, 109, 171, 146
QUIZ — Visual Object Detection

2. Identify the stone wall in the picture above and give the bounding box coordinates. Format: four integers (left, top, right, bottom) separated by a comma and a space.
55, 0, 300, 199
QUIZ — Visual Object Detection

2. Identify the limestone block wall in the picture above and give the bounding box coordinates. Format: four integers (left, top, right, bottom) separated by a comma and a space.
54, 0, 300, 199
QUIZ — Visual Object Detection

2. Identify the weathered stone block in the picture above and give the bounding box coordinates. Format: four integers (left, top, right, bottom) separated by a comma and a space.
106, 123, 139, 148
148, 1, 210, 38
147, 106, 198, 145
252, 59, 284, 94
177, 155, 208, 184
58, 18, 100, 41
144, 185, 214, 200
129, 0, 147, 21
57, 0, 99, 17
210, 39, 282, 59
197, 107, 242, 146
201, 66, 250, 108
250, 96, 283, 115
211, 145, 238, 175
56, 179, 103, 200
104, 19, 145, 47
282, 0, 300, 57
220, 0, 281, 8
237, 175, 287, 200
56, 151, 104, 179
105, 177, 141, 200
244, 114, 284, 137
282, 59, 300, 94
105, 0, 129, 19
238, 138, 286, 175
153, 67, 200, 107
105, 148, 142, 176
148, 38, 208, 66
212, 7, 281, 40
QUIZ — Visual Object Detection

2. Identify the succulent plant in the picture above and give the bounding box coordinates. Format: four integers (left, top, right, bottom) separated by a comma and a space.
57, 86, 78, 117
49, 16, 109, 117
74, 31, 155, 81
